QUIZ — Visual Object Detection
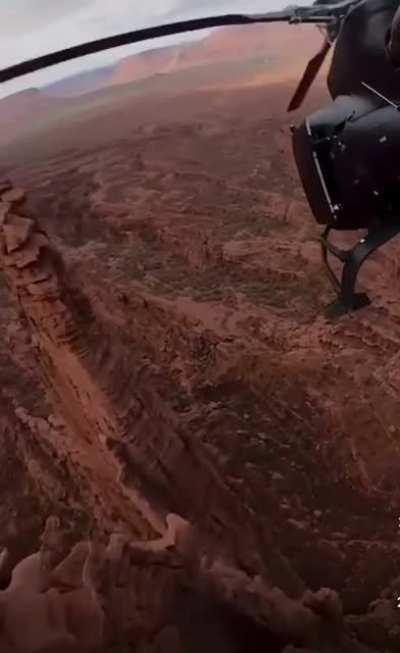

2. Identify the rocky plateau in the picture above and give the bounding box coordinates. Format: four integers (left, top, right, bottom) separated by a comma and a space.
0, 21, 399, 653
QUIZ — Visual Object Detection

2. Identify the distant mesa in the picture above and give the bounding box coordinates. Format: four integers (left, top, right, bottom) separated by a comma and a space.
42, 22, 324, 97
0, 22, 326, 144
45, 65, 114, 97
110, 23, 324, 88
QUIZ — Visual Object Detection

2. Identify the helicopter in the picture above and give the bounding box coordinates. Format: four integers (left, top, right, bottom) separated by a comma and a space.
1, 0, 400, 316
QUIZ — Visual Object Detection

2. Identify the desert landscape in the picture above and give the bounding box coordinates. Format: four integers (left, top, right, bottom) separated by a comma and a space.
0, 21, 400, 653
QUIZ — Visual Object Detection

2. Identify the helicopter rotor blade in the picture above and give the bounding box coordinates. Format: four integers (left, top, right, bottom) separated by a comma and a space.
0, 13, 309, 84
0, 4, 355, 84
287, 36, 332, 111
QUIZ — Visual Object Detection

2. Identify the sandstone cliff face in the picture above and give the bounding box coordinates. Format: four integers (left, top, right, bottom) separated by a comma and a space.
111, 23, 321, 88
0, 182, 160, 539
1, 81, 400, 651
0, 181, 303, 600
0, 181, 397, 651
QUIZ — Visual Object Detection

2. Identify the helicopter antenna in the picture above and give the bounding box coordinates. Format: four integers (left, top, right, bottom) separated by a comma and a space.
361, 81, 400, 110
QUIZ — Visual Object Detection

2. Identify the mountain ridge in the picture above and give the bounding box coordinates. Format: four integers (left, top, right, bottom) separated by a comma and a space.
43, 23, 324, 96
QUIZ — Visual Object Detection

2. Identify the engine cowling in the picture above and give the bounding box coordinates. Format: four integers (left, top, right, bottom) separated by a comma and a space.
292, 93, 400, 229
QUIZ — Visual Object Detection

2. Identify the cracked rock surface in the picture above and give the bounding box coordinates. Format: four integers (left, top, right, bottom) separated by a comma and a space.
0, 78, 400, 651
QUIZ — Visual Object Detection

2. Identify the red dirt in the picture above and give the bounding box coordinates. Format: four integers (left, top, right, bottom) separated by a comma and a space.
0, 67, 399, 651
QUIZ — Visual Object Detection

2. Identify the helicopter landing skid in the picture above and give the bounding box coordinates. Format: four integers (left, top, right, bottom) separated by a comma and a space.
320, 223, 400, 317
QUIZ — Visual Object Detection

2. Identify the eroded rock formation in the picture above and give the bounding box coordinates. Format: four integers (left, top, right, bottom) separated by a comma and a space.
0, 512, 384, 652
0, 181, 160, 537
0, 180, 398, 651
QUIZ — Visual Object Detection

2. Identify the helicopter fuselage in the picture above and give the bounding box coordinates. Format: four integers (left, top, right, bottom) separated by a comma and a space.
327, 0, 400, 100
291, 0, 400, 313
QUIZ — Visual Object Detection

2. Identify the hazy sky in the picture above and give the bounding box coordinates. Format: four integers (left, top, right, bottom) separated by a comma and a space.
0, 0, 309, 97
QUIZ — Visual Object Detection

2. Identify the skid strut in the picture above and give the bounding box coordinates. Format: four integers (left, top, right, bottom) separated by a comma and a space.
320, 223, 400, 317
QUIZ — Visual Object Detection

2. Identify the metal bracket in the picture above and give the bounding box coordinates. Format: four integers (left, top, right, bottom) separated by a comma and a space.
320, 223, 400, 317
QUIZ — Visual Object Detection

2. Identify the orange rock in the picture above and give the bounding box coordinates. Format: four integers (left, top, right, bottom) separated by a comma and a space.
0, 179, 12, 194
1, 187, 26, 206
3, 233, 49, 268
27, 276, 60, 299
13, 265, 52, 288
51, 541, 90, 590
2, 216, 34, 253
0, 201, 11, 225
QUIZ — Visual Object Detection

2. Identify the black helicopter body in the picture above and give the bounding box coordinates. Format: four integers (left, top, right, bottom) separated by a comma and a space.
292, 0, 400, 314
327, 0, 399, 99
1, 0, 400, 315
